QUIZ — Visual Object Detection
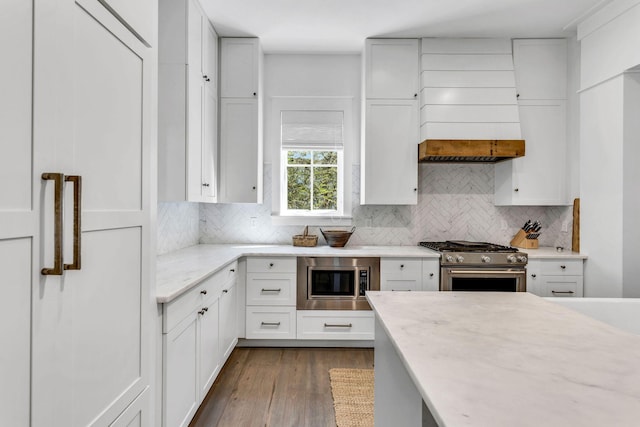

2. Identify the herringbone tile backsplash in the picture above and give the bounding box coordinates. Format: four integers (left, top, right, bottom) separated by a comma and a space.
158, 163, 573, 254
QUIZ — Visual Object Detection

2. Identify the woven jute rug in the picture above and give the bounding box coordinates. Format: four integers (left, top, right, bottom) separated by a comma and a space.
329, 368, 374, 427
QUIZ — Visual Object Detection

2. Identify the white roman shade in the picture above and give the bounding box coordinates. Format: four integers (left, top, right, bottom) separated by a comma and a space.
281, 110, 344, 150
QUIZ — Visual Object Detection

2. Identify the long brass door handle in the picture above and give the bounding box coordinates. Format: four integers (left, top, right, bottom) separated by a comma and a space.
41, 173, 64, 275
64, 175, 81, 270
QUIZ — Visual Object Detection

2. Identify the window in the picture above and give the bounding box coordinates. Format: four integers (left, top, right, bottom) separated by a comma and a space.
280, 110, 344, 216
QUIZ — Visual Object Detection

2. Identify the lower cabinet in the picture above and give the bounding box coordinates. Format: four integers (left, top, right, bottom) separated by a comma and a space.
380, 257, 440, 291
246, 306, 297, 339
527, 259, 584, 297
162, 261, 238, 427
296, 310, 374, 340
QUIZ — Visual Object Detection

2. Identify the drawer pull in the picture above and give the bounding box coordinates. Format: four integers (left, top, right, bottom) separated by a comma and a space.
391, 289, 411, 292
261, 288, 282, 293
551, 290, 574, 295
230, 269, 235, 272
269, 263, 274, 268
200, 290, 207, 295
261, 321, 281, 327
198, 309, 206, 315
429, 273, 434, 277
560, 265, 566, 270
324, 323, 352, 328
531, 274, 537, 278
400, 264, 404, 269
223, 289, 228, 293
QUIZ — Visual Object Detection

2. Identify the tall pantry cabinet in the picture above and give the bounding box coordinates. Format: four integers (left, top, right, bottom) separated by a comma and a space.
0, 0, 156, 426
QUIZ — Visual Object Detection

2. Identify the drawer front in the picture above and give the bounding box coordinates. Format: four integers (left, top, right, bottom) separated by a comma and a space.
246, 273, 296, 306
380, 277, 420, 292
381, 259, 422, 278
216, 260, 238, 285
296, 310, 374, 340
247, 257, 296, 274
246, 307, 296, 339
164, 276, 221, 333
540, 260, 582, 276
541, 277, 582, 297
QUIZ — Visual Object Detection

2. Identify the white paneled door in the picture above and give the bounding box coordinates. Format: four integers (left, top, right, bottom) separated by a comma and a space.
0, 0, 154, 426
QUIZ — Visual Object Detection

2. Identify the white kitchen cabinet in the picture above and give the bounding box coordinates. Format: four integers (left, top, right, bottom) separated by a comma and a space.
296, 310, 375, 340
162, 261, 238, 427
361, 39, 420, 205
245, 257, 296, 339
361, 100, 419, 205
527, 259, 584, 297
512, 39, 567, 100
220, 270, 239, 361
5, 1, 156, 426
495, 39, 569, 206
422, 259, 440, 291
365, 39, 420, 99
219, 38, 264, 204
381, 259, 422, 291
159, 0, 218, 203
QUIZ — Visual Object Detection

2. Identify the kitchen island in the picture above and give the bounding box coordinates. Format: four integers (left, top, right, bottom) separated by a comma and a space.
367, 291, 640, 426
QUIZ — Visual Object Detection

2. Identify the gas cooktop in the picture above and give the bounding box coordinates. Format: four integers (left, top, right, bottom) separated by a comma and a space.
419, 240, 518, 253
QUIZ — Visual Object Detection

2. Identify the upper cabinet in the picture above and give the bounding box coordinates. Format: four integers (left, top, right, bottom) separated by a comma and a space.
361, 39, 419, 205
495, 39, 570, 206
219, 38, 263, 204
365, 39, 420, 99
158, 0, 218, 203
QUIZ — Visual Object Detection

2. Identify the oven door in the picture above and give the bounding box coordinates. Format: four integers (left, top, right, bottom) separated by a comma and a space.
441, 267, 526, 292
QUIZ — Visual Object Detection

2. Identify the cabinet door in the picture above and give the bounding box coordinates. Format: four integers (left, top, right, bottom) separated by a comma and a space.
188, 73, 205, 201
204, 23, 217, 95
220, 38, 259, 98
380, 278, 420, 292
220, 280, 238, 361
366, 39, 419, 99
198, 298, 220, 399
362, 100, 418, 205
32, 1, 153, 425
187, 0, 203, 76
201, 85, 217, 201
219, 98, 261, 203
495, 101, 568, 205
0, 1, 33, 425
164, 315, 199, 427
422, 259, 440, 291
513, 39, 567, 100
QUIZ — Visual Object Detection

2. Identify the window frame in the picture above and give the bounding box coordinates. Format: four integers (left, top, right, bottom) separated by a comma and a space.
270, 97, 353, 226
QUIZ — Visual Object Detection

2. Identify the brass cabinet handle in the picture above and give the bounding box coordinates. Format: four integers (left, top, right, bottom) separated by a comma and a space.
41, 173, 64, 275
324, 323, 352, 328
64, 175, 81, 271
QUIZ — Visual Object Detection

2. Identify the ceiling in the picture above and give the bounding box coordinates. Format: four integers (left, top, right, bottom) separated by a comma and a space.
200, 0, 609, 53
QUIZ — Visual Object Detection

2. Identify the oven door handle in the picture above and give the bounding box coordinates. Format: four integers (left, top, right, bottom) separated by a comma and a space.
447, 270, 525, 275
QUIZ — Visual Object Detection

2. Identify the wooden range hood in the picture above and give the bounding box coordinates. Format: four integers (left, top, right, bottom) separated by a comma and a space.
418, 139, 525, 163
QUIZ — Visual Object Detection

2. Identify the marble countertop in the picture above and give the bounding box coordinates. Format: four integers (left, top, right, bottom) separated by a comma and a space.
367, 291, 640, 427
156, 244, 440, 303
522, 247, 587, 259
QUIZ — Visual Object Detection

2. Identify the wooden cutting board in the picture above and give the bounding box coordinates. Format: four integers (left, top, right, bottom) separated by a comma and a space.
572, 198, 580, 252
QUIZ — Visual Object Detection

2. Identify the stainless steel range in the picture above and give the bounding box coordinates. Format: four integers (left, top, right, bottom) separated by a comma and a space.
419, 241, 528, 292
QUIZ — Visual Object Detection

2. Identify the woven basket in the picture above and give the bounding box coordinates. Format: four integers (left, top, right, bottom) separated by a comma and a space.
292, 226, 318, 247
320, 227, 355, 248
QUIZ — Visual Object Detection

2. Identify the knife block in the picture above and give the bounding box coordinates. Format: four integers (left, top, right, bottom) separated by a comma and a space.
510, 229, 539, 249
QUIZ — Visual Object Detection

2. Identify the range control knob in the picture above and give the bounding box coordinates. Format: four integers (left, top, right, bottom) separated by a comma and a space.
517, 255, 528, 263
481, 256, 491, 263
456, 255, 465, 263
446, 255, 454, 263
507, 255, 517, 263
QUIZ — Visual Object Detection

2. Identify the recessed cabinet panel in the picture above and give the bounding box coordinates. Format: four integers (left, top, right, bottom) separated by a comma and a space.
366, 39, 419, 99
362, 100, 418, 205
219, 98, 260, 203
220, 38, 259, 98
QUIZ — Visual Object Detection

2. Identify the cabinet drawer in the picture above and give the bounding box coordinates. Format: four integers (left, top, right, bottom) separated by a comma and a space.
381, 259, 422, 277
163, 275, 221, 333
216, 260, 238, 285
246, 273, 296, 306
246, 307, 296, 339
247, 257, 296, 273
540, 260, 582, 276
296, 310, 374, 340
380, 277, 420, 292
542, 277, 583, 297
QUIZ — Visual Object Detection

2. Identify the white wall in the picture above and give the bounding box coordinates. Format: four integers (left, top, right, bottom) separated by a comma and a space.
578, 0, 640, 296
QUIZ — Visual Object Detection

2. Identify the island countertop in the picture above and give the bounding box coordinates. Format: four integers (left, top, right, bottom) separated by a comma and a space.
366, 291, 640, 426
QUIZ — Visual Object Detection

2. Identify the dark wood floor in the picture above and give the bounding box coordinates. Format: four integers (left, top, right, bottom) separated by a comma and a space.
189, 347, 374, 427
